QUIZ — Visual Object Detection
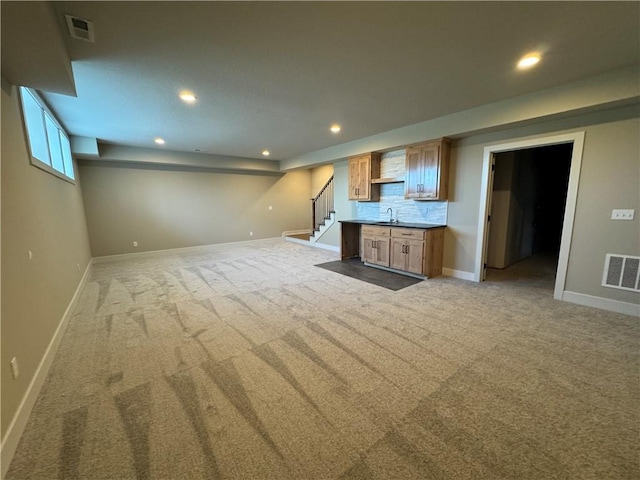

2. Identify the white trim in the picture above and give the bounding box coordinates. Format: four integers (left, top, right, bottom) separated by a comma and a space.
562, 291, 640, 317
442, 268, 475, 281
313, 242, 340, 253
281, 229, 311, 238
474, 132, 585, 303
310, 212, 336, 244
92, 237, 281, 263
1, 260, 93, 479
284, 236, 311, 247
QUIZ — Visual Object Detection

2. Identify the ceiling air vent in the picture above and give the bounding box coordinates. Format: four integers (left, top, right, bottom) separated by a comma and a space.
65, 14, 94, 43
602, 254, 640, 292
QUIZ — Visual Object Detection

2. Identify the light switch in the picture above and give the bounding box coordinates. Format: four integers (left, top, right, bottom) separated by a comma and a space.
611, 209, 635, 220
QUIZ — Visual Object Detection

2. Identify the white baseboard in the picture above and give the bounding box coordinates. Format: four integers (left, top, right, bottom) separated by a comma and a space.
312, 242, 340, 253
92, 237, 282, 263
1, 259, 94, 479
562, 291, 640, 317
442, 268, 475, 281
281, 229, 311, 238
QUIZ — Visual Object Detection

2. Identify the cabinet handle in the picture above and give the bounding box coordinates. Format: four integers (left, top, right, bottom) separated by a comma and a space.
371, 240, 375, 248
405, 245, 409, 254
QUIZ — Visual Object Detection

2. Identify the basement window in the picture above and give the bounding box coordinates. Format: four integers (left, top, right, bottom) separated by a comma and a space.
19, 87, 75, 182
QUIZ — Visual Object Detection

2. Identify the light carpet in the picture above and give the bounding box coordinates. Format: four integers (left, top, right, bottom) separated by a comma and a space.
6, 239, 639, 479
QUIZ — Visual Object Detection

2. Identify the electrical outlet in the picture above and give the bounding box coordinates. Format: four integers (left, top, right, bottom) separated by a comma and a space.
611, 209, 635, 220
268, 205, 273, 210
10, 357, 19, 379
249, 231, 253, 236
28, 250, 33, 260
133, 241, 138, 247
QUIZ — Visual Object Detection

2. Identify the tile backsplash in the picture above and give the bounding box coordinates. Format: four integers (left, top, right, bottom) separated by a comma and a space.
355, 149, 448, 225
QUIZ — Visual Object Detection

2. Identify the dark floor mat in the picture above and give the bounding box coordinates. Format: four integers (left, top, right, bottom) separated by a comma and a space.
315, 258, 422, 291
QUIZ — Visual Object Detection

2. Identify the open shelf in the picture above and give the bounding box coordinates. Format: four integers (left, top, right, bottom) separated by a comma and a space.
371, 176, 404, 184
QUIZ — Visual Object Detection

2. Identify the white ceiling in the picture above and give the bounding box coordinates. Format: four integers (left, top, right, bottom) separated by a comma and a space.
5, 1, 640, 162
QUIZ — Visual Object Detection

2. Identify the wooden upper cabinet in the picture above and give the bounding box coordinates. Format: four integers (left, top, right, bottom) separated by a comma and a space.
404, 138, 451, 200
348, 153, 381, 201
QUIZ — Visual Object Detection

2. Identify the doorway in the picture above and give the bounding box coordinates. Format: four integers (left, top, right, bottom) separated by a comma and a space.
474, 132, 585, 300
485, 144, 572, 288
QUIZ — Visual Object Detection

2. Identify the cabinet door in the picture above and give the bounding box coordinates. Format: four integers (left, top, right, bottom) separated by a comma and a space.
404, 147, 422, 199
357, 156, 370, 199
390, 238, 407, 271
421, 143, 440, 199
405, 239, 425, 274
372, 237, 390, 267
361, 234, 376, 263
348, 157, 361, 200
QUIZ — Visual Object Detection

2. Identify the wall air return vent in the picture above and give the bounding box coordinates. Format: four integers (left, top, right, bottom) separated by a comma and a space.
602, 254, 640, 292
65, 14, 94, 43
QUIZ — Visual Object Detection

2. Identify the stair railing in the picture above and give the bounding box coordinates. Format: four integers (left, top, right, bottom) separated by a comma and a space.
312, 175, 334, 232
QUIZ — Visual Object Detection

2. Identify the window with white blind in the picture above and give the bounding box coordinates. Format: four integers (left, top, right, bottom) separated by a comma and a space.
19, 86, 75, 182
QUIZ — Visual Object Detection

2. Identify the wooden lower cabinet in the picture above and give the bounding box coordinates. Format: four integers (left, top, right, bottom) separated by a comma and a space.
390, 238, 424, 274
361, 226, 390, 267
423, 227, 445, 278
390, 228, 424, 275
354, 223, 445, 278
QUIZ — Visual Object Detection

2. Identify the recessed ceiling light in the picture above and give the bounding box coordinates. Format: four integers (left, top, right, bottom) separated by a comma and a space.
154, 137, 165, 145
330, 124, 341, 133
262, 150, 270, 156
179, 91, 197, 103
517, 53, 541, 70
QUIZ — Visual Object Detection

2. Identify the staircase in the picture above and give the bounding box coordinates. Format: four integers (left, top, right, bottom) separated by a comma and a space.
285, 175, 336, 249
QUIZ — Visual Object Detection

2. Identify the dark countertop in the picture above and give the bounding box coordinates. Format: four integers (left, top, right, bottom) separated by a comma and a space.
340, 219, 446, 229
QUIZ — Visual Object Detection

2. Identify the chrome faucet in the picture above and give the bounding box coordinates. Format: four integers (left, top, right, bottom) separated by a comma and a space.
386, 207, 395, 223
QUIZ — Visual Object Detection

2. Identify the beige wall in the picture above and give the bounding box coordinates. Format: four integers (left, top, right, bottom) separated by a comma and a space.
565, 118, 639, 301
446, 107, 639, 304
310, 164, 333, 197
79, 162, 312, 257
1, 83, 92, 438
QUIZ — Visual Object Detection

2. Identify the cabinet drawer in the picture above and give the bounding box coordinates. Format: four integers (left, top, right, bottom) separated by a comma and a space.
362, 226, 391, 236
391, 228, 425, 240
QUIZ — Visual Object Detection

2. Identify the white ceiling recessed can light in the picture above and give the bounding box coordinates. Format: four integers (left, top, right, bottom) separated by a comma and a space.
179, 91, 197, 103
154, 137, 165, 145
517, 53, 541, 69
262, 150, 270, 156
330, 124, 341, 133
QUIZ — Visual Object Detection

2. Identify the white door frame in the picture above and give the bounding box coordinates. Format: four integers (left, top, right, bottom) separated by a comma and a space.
474, 132, 586, 300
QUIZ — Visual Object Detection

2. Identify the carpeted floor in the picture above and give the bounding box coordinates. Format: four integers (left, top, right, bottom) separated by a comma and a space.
6, 239, 639, 479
